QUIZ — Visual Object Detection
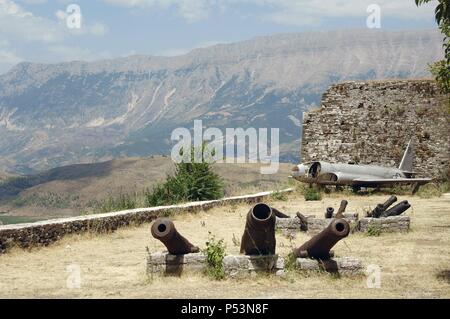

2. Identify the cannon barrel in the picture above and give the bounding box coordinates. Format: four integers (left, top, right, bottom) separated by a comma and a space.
296, 212, 308, 231
240, 203, 276, 255
325, 207, 334, 219
293, 218, 350, 260
334, 200, 348, 218
151, 218, 199, 255
369, 195, 398, 217
271, 207, 290, 219
380, 200, 410, 217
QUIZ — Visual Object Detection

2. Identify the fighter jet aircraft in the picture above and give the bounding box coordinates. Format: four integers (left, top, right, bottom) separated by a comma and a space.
291, 140, 432, 192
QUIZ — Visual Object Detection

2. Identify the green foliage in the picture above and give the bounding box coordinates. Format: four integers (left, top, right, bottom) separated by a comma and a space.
270, 190, 288, 201
93, 192, 138, 214
416, 0, 450, 93
367, 224, 382, 237
304, 187, 322, 201
284, 253, 298, 272
203, 232, 226, 280
145, 146, 225, 207
416, 183, 443, 198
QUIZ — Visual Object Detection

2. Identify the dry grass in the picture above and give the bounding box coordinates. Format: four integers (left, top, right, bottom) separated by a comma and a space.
0, 193, 449, 298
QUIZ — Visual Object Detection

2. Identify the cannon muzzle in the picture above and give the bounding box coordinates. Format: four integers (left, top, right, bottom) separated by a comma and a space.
380, 200, 410, 217
325, 207, 334, 219
293, 218, 350, 260
151, 218, 199, 255
368, 195, 398, 217
240, 203, 276, 255
334, 200, 348, 218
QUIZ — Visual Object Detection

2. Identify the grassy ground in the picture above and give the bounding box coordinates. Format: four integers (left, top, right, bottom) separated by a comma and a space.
0, 192, 449, 298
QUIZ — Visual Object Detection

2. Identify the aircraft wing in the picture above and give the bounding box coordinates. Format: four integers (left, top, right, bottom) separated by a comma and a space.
352, 178, 432, 186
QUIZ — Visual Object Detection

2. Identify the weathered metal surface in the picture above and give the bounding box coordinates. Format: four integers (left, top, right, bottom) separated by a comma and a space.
293, 218, 350, 260
296, 212, 309, 231
334, 200, 348, 218
380, 200, 411, 217
240, 203, 276, 255
325, 207, 334, 219
151, 218, 199, 255
368, 195, 397, 218
271, 207, 290, 219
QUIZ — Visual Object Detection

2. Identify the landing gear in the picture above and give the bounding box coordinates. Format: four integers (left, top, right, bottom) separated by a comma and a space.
412, 183, 421, 194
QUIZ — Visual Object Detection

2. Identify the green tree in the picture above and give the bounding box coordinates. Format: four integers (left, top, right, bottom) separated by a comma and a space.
416, 0, 450, 92
145, 145, 225, 206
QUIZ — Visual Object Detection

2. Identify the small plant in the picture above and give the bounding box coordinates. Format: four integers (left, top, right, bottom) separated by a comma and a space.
203, 232, 226, 280
271, 190, 288, 201
284, 252, 298, 273
304, 187, 322, 201
367, 224, 382, 237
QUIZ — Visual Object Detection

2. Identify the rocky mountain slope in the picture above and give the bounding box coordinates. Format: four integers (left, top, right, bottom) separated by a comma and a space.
0, 29, 444, 173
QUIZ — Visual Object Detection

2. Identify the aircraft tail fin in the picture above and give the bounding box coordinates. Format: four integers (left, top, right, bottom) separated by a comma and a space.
399, 139, 413, 172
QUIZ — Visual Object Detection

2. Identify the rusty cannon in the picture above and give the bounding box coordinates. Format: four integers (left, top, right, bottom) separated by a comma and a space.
368, 195, 397, 218
325, 207, 334, 219
380, 200, 410, 217
151, 218, 200, 255
240, 203, 278, 255
334, 200, 348, 218
293, 218, 350, 260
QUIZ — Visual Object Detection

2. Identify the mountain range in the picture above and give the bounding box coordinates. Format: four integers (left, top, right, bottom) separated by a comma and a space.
0, 28, 444, 174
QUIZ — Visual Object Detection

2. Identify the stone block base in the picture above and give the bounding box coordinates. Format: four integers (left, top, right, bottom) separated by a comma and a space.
275, 217, 302, 230
147, 252, 206, 275
307, 213, 359, 235
296, 257, 363, 276
223, 255, 284, 278
358, 216, 410, 233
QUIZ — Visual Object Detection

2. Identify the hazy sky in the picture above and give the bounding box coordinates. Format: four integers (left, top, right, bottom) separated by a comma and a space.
0, 0, 438, 74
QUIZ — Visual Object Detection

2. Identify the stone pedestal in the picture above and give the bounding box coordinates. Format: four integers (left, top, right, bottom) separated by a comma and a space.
275, 217, 302, 230
358, 216, 410, 233
147, 252, 206, 276
307, 213, 359, 235
223, 255, 284, 278
296, 257, 363, 276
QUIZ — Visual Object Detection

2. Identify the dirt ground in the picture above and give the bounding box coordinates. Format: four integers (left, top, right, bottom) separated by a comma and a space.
0, 193, 449, 299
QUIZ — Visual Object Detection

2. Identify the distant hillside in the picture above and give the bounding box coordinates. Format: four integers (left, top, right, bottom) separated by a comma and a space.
0, 29, 444, 173
0, 156, 292, 218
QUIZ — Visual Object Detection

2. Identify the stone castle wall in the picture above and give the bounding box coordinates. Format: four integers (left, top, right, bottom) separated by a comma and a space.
301, 80, 449, 179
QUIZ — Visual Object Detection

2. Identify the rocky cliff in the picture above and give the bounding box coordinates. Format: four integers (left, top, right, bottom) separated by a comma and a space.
301, 80, 449, 179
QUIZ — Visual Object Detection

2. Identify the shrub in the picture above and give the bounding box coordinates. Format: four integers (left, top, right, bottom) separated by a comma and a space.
203, 232, 226, 280
145, 146, 224, 206
304, 187, 322, 201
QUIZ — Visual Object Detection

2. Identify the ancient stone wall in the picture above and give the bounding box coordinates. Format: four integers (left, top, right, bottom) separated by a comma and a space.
301, 80, 449, 179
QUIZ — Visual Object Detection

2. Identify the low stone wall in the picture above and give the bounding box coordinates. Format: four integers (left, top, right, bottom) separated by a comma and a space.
296, 257, 363, 275
0, 189, 293, 253
307, 213, 359, 235
147, 251, 363, 278
276, 213, 359, 235
223, 255, 285, 278
147, 252, 206, 275
358, 216, 410, 233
